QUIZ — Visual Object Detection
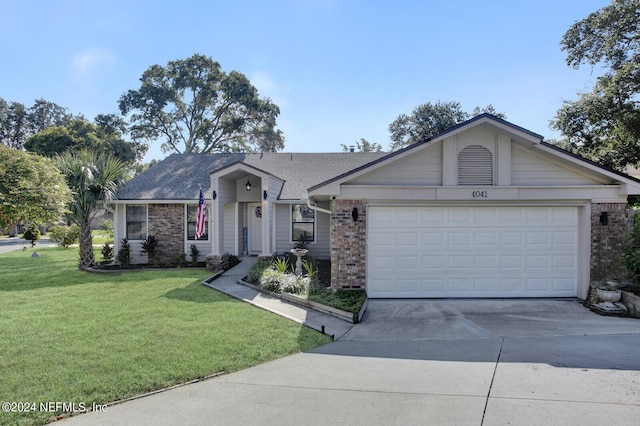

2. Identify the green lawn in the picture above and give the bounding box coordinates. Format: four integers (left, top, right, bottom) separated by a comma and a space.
0, 248, 332, 426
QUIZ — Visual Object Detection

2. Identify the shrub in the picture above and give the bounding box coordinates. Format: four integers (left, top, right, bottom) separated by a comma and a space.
140, 235, 159, 264
227, 255, 240, 269
22, 224, 41, 248
101, 243, 114, 264
49, 224, 80, 248
273, 257, 290, 273
302, 259, 318, 283
117, 238, 131, 267
167, 253, 186, 268
624, 211, 640, 282
247, 260, 271, 285
189, 244, 200, 264
259, 268, 308, 294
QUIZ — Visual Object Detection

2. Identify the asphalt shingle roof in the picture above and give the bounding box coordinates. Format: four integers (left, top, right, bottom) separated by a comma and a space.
116, 152, 388, 201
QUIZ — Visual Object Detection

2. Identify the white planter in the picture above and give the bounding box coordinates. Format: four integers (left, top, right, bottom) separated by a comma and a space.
596, 288, 622, 304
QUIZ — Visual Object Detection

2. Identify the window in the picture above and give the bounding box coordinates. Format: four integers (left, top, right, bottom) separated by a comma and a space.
187, 204, 208, 240
458, 145, 494, 185
126, 205, 147, 240
292, 204, 314, 242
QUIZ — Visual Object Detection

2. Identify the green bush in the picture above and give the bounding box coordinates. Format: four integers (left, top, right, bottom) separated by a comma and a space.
140, 235, 159, 263
101, 243, 114, 264
623, 211, 640, 282
273, 257, 290, 273
49, 224, 80, 248
247, 260, 271, 285
189, 244, 200, 264
117, 238, 131, 267
22, 224, 41, 247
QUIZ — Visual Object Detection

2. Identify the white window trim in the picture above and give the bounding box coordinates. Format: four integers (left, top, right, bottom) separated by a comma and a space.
289, 203, 317, 244
185, 204, 210, 241
125, 204, 148, 241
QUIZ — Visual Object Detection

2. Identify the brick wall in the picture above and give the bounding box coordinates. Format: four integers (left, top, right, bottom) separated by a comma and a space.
330, 199, 366, 290
148, 204, 185, 263
591, 203, 628, 281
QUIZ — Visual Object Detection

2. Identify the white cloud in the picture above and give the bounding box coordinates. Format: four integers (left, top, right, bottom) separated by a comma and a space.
250, 70, 291, 109
70, 48, 115, 77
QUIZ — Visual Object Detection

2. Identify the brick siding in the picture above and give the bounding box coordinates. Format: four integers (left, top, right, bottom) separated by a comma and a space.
330, 199, 366, 290
148, 204, 185, 263
590, 202, 628, 281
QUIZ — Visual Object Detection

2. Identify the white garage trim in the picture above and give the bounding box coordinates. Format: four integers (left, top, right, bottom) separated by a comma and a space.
367, 205, 585, 299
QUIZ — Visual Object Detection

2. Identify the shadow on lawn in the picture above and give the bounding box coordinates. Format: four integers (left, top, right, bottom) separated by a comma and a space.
162, 280, 229, 303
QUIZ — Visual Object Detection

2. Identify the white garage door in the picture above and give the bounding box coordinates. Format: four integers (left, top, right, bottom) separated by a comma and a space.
367, 206, 578, 298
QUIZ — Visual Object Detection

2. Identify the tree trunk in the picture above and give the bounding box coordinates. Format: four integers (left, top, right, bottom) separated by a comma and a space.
78, 221, 94, 269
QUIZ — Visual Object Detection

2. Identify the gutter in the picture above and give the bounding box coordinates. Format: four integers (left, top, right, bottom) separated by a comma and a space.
305, 196, 331, 215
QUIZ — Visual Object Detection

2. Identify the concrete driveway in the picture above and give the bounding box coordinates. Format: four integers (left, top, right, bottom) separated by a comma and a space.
60, 300, 640, 425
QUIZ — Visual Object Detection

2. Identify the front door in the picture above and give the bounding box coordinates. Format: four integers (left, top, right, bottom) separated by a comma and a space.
249, 203, 262, 254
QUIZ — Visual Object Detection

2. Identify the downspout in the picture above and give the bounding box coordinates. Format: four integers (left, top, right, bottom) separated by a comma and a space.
305, 196, 331, 215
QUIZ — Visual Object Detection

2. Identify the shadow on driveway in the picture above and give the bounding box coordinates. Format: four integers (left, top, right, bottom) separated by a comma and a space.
311, 299, 640, 370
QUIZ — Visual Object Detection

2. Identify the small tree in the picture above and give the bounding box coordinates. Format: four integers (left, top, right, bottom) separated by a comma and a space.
189, 244, 200, 264
117, 238, 131, 267
22, 224, 41, 248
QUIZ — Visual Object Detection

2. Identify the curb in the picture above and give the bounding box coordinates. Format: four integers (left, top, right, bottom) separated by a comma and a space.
237, 278, 366, 324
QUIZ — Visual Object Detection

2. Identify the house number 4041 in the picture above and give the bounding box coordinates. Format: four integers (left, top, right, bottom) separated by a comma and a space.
471, 190, 488, 198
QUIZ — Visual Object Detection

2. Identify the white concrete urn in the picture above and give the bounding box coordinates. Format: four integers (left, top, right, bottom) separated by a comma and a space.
595, 288, 622, 304
290, 248, 308, 276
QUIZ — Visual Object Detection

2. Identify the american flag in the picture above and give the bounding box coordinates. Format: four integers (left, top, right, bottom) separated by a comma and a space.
195, 188, 207, 239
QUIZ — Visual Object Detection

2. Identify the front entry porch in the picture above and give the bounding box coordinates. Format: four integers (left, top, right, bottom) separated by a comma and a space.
206, 163, 281, 264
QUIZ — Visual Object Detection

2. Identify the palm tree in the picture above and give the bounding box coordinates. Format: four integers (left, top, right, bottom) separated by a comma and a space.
55, 151, 128, 269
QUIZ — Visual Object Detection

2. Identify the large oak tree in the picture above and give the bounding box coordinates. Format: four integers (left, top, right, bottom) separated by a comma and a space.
551, 0, 640, 170
24, 116, 146, 166
119, 54, 285, 154
0, 98, 74, 150
388, 101, 505, 151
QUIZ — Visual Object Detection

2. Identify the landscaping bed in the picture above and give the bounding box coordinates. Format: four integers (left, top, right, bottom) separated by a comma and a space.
243, 256, 368, 323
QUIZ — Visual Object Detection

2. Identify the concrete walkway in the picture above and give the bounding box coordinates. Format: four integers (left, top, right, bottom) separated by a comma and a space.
202, 256, 354, 340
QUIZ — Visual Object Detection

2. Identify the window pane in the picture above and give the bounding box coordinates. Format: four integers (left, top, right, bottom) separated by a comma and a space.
292, 223, 314, 241
292, 205, 314, 222
126, 205, 147, 240
187, 204, 208, 240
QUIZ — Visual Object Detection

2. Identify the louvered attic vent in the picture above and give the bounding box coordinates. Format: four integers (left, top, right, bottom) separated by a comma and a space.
458, 145, 493, 185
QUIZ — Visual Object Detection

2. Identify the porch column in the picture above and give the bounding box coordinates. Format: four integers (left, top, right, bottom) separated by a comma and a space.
261, 185, 271, 257
211, 178, 223, 256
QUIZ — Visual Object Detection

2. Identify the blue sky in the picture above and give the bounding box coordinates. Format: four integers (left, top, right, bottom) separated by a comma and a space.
1, 0, 610, 161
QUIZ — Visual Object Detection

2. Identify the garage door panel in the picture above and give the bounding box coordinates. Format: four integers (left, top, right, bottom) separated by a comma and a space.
475, 231, 498, 246
396, 232, 418, 246
367, 206, 579, 298
448, 232, 471, 246
501, 231, 523, 245
474, 255, 497, 268
423, 231, 445, 247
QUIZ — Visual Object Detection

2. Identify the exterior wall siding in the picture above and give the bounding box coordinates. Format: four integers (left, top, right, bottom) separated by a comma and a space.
350, 144, 442, 186
275, 203, 330, 259
330, 199, 366, 290
511, 145, 600, 186
590, 202, 628, 281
